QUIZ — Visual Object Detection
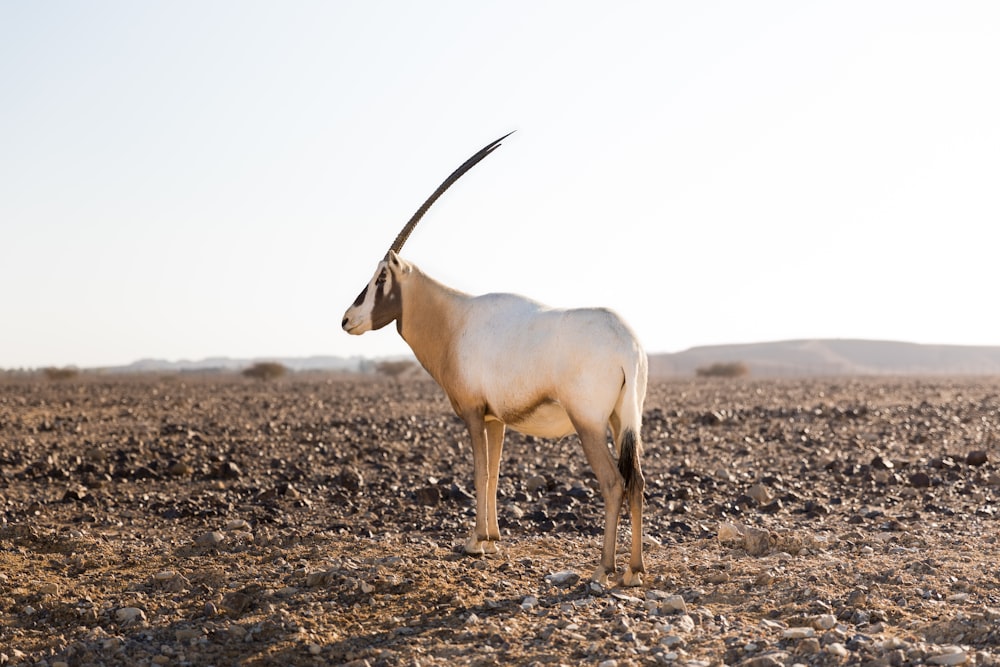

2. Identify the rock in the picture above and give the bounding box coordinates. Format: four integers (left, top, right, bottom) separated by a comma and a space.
871, 454, 894, 470
526, 475, 548, 493
740, 654, 785, 667
521, 595, 539, 611
211, 461, 242, 480
718, 521, 744, 543
115, 607, 146, 624
910, 471, 932, 487
743, 526, 774, 556
168, 461, 193, 476
797, 637, 821, 654
338, 466, 364, 492
929, 647, 968, 665
967, 450, 988, 466
546, 570, 580, 587
414, 486, 440, 505
196, 531, 225, 546
449, 483, 475, 504
826, 642, 849, 657
747, 483, 772, 504
782, 627, 815, 639
675, 614, 696, 633
814, 614, 837, 630
225, 519, 251, 531
61, 487, 89, 503
175, 628, 202, 641
659, 594, 687, 614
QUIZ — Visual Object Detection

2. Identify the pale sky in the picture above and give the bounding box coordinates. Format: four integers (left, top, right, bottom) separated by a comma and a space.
2, 2, 999, 369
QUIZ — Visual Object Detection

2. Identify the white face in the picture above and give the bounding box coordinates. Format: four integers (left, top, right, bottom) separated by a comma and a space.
341, 256, 403, 335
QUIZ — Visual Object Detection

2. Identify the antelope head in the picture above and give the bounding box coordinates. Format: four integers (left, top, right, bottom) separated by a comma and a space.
342, 132, 512, 335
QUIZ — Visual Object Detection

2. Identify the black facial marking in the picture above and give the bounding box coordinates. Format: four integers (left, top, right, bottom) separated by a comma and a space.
352, 286, 369, 307
370, 269, 402, 330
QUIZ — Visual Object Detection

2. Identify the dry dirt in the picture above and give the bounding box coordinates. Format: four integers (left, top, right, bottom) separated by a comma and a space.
1, 374, 999, 667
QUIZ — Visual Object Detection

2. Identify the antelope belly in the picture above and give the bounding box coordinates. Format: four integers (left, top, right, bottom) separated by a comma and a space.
505, 403, 575, 440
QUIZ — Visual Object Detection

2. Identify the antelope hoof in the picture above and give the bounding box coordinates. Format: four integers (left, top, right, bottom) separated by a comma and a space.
621, 566, 643, 587
464, 535, 500, 555
590, 565, 610, 586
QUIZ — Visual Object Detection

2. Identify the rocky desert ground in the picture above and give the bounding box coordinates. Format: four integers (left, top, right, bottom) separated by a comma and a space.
1, 374, 998, 666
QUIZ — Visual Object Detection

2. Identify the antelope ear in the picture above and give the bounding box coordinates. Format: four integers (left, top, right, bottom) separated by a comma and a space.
386, 250, 411, 275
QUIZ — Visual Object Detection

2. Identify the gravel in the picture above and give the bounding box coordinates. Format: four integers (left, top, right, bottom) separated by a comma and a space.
1, 374, 999, 665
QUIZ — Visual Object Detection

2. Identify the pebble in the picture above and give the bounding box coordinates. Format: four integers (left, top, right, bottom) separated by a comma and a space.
225, 519, 251, 531
521, 595, 539, 611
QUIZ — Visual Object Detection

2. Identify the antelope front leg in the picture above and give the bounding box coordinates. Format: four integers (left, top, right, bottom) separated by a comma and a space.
462, 413, 498, 555
485, 420, 506, 545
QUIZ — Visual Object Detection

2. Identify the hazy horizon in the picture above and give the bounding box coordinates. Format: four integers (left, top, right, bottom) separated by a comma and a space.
3, 2, 999, 368
7, 336, 1000, 373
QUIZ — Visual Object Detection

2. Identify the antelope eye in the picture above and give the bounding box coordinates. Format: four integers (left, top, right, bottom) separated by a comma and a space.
375, 270, 387, 286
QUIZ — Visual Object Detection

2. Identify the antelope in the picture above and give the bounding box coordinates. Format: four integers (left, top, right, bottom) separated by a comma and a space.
341, 133, 648, 586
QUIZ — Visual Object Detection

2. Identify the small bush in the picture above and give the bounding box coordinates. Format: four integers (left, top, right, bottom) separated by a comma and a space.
375, 360, 417, 380
242, 362, 287, 381
43, 367, 79, 381
696, 362, 749, 378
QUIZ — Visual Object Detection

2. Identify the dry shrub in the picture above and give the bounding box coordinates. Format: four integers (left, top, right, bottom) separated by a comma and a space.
42, 367, 79, 381
696, 361, 749, 378
242, 362, 287, 381
375, 360, 417, 381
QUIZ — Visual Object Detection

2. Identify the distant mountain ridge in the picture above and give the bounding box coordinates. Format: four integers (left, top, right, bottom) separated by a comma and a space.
648, 339, 1000, 377
97, 339, 1000, 377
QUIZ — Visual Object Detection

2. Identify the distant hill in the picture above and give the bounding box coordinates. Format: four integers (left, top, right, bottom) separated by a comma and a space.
90, 339, 1000, 377
648, 339, 1000, 377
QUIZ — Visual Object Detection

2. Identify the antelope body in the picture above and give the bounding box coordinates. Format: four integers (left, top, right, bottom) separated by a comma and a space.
342, 134, 648, 585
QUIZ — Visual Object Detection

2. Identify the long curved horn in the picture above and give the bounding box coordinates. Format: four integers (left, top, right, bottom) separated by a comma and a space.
386, 131, 514, 258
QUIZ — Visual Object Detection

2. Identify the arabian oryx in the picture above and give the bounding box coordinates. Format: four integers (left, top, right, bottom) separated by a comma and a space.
342, 133, 648, 586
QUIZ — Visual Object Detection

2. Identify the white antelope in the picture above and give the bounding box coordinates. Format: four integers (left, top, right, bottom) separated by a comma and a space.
342, 133, 648, 586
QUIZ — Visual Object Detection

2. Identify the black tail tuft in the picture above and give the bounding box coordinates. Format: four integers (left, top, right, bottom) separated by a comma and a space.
618, 429, 642, 496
